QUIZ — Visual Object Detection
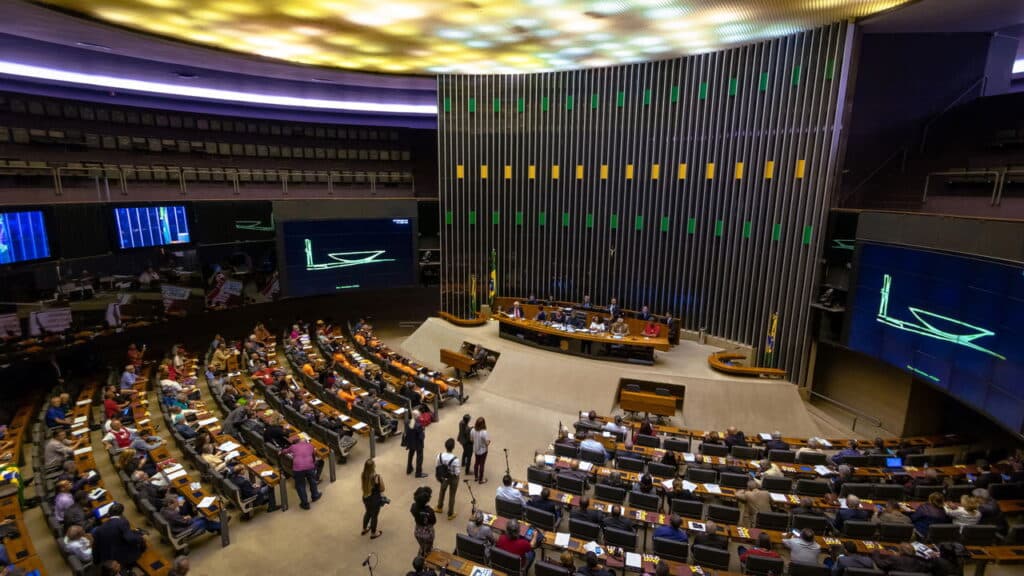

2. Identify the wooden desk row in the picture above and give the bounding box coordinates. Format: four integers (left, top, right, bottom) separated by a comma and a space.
327, 335, 436, 406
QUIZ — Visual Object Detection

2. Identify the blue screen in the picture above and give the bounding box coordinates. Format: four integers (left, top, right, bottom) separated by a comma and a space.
113, 206, 191, 249
847, 243, 1024, 434
0, 210, 51, 264
281, 219, 415, 298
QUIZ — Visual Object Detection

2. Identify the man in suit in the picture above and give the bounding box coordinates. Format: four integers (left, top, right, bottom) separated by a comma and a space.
639, 305, 653, 321
526, 487, 562, 523
92, 503, 145, 568
832, 540, 876, 576
833, 494, 871, 532
510, 301, 524, 319
763, 432, 790, 453
653, 514, 688, 542
735, 480, 772, 527
570, 496, 604, 525
691, 520, 729, 550
601, 505, 635, 532
581, 295, 593, 309
607, 298, 620, 319
131, 471, 168, 508
229, 464, 279, 515
160, 495, 221, 536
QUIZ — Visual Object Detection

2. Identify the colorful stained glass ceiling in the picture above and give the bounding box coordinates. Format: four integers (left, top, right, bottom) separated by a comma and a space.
38, 1, 911, 74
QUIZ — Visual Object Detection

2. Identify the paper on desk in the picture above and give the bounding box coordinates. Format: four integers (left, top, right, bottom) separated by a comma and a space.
770, 492, 787, 503
567, 433, 574, 440
163, 464, 183, 474
583, 541, 601, 554
544, 455, 556, 465
759, 433, 772, 441
260, 470, 274, 477
393, 407, 407, 415
197, 496, 217, 509
166, 469, 188, 481
814, 465, 834, 476
73, 416, 88, 424
688, 521, 706, 532
196, 417, 219, 427
625, 552, 642, 569
137, 419, 150, 426
224, 451, 240, 462
468, 567, 493, 576
527, 482, 543, 496
662, 478, 675, 490
74, 446, 92, 455
602, 431, 612, 437
76, 399, 91, 406
682, 480, 698, 492
554, 532, 571, 547
310, 399, 322, 405
352, 422, 367, 430
839, 498, 848, 509
578, 461, 593, 472
683, 452, 696, 462
217, 441, 240, 452
703, 483, 722, 494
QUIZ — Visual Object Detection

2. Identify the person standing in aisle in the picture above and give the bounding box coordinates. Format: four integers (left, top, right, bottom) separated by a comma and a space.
470, 417, 490, 484
360, 458, 385, 538
281, 436, 320, 509
410, 486, 437, 557
458, 414, 474, 470
405, 410, 427, 478
435, 438, 461, 520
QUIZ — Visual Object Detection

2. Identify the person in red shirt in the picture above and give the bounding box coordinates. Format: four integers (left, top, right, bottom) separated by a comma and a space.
496, 519, 540, 571
739, 532, 782, 565
642, 321, 660, 337
103, 392, 129, 422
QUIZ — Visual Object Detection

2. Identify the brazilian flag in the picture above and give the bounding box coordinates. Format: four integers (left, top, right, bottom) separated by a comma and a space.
763, 312, 779, 367
488, 249, 497, 307
469, 273, 478, 313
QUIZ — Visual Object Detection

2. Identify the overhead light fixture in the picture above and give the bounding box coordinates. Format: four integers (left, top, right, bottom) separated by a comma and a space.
75, 41, 112, 51
0, 61, 437, 115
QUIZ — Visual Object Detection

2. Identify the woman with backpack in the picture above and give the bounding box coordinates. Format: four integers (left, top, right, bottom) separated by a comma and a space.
361, 458, 385, 539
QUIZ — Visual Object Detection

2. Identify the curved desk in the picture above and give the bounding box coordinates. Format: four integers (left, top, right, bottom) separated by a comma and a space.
708, 351, 787, 378
496, 316, 668, 365
437, 310, 488, 327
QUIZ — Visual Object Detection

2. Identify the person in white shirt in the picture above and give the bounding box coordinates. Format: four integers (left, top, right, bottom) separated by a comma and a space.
62, 525, 92, 562
496, 474, 527, 505
602, 415, 629, 437
579, 431, 609, 463
589, 317, 607, 332
945, 495, 982, 525
435, 438, 462, 520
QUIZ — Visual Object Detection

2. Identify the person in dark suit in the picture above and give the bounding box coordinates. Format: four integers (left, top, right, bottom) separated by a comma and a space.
570, 496, 604, 525
764, 432, 790, 453
607, 298, 620, 319
639, 305, 653, 321
160, 496, 221, 536
229, 464, 279, 514
533, 307, 548, 322
581, 295, 593, 309
526, 294, 538, 305
92, 503, 145, 568
691, 521, 729, 550
405, 411, 427, 478
833, 495, 871, 531
601, 505, 635, 532
526, 487, 562, 523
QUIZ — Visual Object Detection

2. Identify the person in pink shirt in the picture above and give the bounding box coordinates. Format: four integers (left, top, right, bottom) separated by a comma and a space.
282, 436, 320, 509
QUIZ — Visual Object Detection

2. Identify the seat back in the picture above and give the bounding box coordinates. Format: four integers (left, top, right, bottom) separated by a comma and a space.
456, 533, 489, 564
579, 449, 606, 465
686, 468, 718, 484
731, 445, 763, 460
527, 467, 556, 487
636, 434, 661, 448
795, 479, 831, 496
769, 450, 796, 463
525, 506, 558, 532
707, 503, 741, 525
946, 485, 974, 501
594, 483, 626, 504
872, 484, 906, 501
534, 560, 571, 576
926, 523, 960, 543
489, 546, 524, 576
671, 498, 704, 519
648, 461, 677, 478
554, 443, 578, 458
629, 491, 661, 512
792, 514, 829, 533
905, 454, 930, 467
839, 483, 875, 499
617, 456, 645, 473
603, 526, 638, 552
930, 454, 954, 467
961, 524, 999, 546
845, 569, 884, 576
663, 437, 690, 453
745, 555, 785, 576
754, 511, 790, 531
789, 563, 832, 576
878, 522, 915, 542
843, 520, 878, 539
795, 451, 827, 465
719, 472, 750, 489
762, 476, 793, 493
842, 455, 871, 467
569, 517, 601, 541
692, 544, 731, 570
700, 443, 729, 457
652, 536, 688, 562
990, 482, 1023, 500
495, 497, 524, 520
556, 473, 586, 495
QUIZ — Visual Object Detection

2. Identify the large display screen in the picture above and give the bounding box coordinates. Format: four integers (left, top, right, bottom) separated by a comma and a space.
281, 218, 414, 298
0, 210, 51, 264
113, 205, 191, 249
194, 201, 274, 244
847, 243, 1024, 433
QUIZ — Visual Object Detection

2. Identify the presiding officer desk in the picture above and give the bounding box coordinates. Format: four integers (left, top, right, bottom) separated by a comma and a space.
496, 313, 670, 365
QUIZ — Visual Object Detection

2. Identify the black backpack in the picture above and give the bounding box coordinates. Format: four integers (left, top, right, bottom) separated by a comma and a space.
435, 453, 456, 483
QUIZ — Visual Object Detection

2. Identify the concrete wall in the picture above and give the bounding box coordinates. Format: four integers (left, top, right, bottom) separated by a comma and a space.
812, 343, 913, 435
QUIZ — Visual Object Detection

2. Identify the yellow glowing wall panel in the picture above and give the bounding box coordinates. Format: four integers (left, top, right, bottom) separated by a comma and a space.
551, 164, 560, 180
678, 163, 688, 180
625, 164, 634, 180
600, 164, 609, 179
456, 165, 465, 179
795, 159, 806, 179
764, 160, 775, 179
504, 165, 512, 179
651, 164, 660, 180
480, 164, 488, 179
734, 162, 744, 179
576, 165, 584, 180
706, 162, 715, 180
528, 165, 536, 179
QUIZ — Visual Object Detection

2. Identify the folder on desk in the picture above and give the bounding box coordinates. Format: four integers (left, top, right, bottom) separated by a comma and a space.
661, 478, 675, 490
703, 483, 722, 494
352, 422, 367, 430
166, 469, 188, 481
688, 521, 706, 532
554, 532, 570, 547
393, 407, 407, 415
578, 461, 593, 472
814, 465, 834, 476
770, 492, 787, 503
224, 451, 240, 462
683, 453, 696, 463
196, 417, 219, 427
310, 399, 322, 405
682, 480, 699, 492
217, 441, 240, 452
73, 416, 87, 424
625, 552, 642, 569
73, 446, 93, 455
527, 483, 543, 496
197, 496, 217, 509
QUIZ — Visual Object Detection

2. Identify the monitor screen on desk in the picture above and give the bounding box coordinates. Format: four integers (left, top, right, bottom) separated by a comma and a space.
885, 457, 902, 468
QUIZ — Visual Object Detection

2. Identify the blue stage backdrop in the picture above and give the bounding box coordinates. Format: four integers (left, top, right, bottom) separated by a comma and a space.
281, 218, 415, 298
847, 243, 1024, 433
113, 205, 191, 249
0, 210, 51, 264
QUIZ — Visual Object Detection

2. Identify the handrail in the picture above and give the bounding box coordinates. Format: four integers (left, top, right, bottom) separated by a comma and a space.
843, 145, 906, 205
919, 75, 987, 154
807, 390, 882, 431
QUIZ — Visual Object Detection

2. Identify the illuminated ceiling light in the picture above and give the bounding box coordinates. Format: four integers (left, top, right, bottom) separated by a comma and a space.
630, 36, 662, 47
466, 40, 493, 48
139, 0, 181, 8
0, 61, 436, 114
705, 9, 743, 24
1013, 59, 1024, 74
560, 46, 592, 56
532, 29, 560, 38
587, 1, 629, 14
93, 9, 136, 23
646, 7, 686, 20
437, 29, 472, 40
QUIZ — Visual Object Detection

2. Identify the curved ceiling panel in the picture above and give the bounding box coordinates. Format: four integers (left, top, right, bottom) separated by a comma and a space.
35, 0, 912, 74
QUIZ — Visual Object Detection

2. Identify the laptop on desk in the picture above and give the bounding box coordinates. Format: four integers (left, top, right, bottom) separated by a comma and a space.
884, 457, 904, 472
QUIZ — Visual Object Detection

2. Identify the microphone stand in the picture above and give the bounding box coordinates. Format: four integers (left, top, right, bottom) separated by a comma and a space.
362, 552, 377, 576
503, 448, 511, 477
463, 478, 477, 511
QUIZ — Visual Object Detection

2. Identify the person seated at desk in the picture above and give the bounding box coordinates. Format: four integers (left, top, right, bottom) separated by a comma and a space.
782, 529, 821, 565
607, 298, 620, 318
526, 294, 538, 304
831, 540, 876, 576
665, 477, 696, 508
581, 294, 593, 309
160, 495, 221, 537
466, 509, 497, 547
132, 471, 168, 508
356, 390, 400, 435
832, 494, 870, 531
871, 542, 931, 574
44, 428, 84, 476
639, 305, 654, 321
509, 301, 524, 319
578, 432, 609, 463
577, 551, 614, 576
262, 415, 292, 450
691, 520, 729, 550
642, 321, 660, 337
588, 316, 606, 332
104, 391, 131, 423
736, 480, 772, 528
633, 473, 657, 496
738, 532, 781, 565
571, 496, 604, 524
653, 514, 688, 542
724, 426, 747, 448
603, 415, 629, 437
57, 461, 96, 494
63, 524, 93, 564
550, 309, 568, 325
253, 322, 271, 343
496, 519, 541, 572
945, 494, 982, 526
526, 486, 562, 522
763, 431, 790, 453
599, 470, 629, 491
229, 464, 278, 514
169, 406, 197, 440
865, 437, 889, 456
102, 420, 163, 453
209, 343, 233, 373
138, 267, 160, 289
610, 317, 630, 336
200, 444, 229, 474
872, 500, 911, 525
601, 505, 635, 532
797, 438, 825, 458
406, 555, 445, 576
497, 474, 527, 505
831, 440, 861, 465
576, 410, 603, 432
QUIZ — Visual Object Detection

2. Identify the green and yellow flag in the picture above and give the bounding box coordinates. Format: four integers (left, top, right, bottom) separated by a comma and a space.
763, 312, 779, 367
469, 273, 478, 313
487, 249, 497, 307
